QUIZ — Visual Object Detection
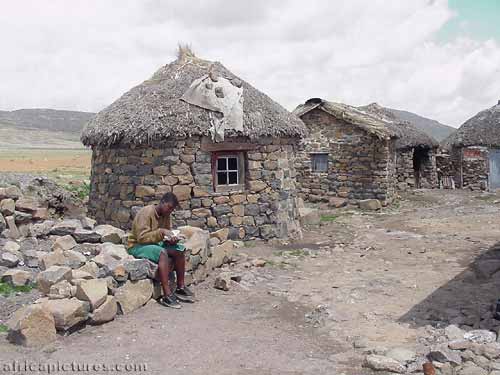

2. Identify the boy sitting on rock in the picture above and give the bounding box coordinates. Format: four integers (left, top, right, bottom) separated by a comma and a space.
127, 192, 194, 309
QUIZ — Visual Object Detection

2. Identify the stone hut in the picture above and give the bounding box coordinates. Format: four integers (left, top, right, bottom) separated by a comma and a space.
443, 100, 500, 191
360, 103, 439, 190
81, 47, 306, 240
293, 99, 399, 205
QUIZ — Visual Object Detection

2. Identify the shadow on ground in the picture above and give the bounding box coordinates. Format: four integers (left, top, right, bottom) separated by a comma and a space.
399, 242, 500, 330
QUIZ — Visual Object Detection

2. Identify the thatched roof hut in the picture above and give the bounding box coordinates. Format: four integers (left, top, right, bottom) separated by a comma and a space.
358, 103, 438, 150
444, 101, 500, 148
81, 47, 306, 147
82, 47, 305, 241
293, 98, 396, 140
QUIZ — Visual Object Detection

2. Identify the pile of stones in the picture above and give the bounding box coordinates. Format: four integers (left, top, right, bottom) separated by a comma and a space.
1, 184, 236, 347
362, 325, 500, 374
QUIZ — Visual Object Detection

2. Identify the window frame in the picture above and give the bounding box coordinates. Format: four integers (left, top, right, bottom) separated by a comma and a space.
212, 151, 246, 192
310, 152, 329, 173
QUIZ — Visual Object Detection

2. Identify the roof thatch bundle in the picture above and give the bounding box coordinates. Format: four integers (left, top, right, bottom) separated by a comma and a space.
81, 47, 306, 147
294, 99, 397, 140
444, 101, 500, 148
359, 103, 439, 150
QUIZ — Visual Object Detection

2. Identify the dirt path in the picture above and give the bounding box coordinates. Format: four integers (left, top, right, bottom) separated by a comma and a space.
1, 190, 500, 374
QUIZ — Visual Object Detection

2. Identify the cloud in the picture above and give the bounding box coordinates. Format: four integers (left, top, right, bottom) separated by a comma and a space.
0, 0, 499, 127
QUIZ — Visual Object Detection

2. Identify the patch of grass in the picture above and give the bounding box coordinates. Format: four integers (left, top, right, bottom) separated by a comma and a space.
0, 324, 8, 333
0, 282, 35, 297
64, 181, 91, 200
320, 214, 338, 222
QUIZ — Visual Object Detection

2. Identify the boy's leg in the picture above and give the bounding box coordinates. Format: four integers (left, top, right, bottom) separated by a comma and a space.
166, 248, 185, 288
158, 251, 173, 296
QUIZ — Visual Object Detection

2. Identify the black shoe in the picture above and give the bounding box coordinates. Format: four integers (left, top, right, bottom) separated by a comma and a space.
175, 287, 195, 303
158, 294, 181, 309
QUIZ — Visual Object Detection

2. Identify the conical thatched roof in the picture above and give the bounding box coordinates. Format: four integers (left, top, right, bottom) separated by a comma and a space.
294, 99, 397, 141
444, 101, 500, 148
81, 48, 306, 147
359, 103, 439, 150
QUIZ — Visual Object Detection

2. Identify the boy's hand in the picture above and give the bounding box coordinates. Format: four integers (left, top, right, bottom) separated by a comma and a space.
160, 229, 179, 245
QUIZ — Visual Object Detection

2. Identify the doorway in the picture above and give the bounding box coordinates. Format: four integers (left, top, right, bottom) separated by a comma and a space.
489, 148, 500, 191
413, 147, 429, 188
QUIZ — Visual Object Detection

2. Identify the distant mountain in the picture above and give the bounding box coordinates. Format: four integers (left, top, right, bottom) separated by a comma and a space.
385, 107, 455, 142
0, 108, 95, 149
0, 108, 95, 134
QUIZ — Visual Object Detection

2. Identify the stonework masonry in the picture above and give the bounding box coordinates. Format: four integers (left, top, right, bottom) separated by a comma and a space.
88, 136, 302, 241
295, 108, 397, 204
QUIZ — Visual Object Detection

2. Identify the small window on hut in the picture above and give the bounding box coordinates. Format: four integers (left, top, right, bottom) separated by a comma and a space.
213, 152, 245, 191
311, 153, 329, 173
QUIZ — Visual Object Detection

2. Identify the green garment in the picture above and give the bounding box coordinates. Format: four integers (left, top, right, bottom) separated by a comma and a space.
128, 241, 185, 264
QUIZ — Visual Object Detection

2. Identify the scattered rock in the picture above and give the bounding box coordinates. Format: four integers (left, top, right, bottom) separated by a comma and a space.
385, 347, 416, 364
251, 258, 266, 267
214, 272, 232, 291
1, 269, 33, 286
0, 252, 20, 267
429, 345, 462, 366
464, 330, 497, 344
3, 240, 20, 253
36, 266, 72, 294
90, 296, 117, 324
7, 305, 57, 347
75, 279, 108, 311
123, 258, 156, 281
48, 280, 74, 298
72, 229, 102, 244
0, 199, 16, 216
49, 219, 82, 236
115, 279, 153, 314
52, 235, 77, 252
94, 225, 125, 244
80, 217, 96, 230
41, 298, 90, 331
364, 354, 406, 373
0, 186, 22, 200
359, 199, 382, 211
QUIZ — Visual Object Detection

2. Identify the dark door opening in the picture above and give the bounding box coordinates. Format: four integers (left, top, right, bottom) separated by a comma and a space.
413, 147, 430, 188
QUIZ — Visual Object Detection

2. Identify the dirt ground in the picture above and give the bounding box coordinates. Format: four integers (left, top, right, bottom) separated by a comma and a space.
1, 189, 500, 374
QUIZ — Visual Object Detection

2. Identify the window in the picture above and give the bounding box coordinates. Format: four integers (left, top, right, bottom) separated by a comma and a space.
213, 152, 245, 191
311, 153, 328, 172
217, 155, 239, 185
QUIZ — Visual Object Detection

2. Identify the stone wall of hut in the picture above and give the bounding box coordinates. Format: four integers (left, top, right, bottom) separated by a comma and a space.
296, 109, 397, 204
395, 148, 437, 190
87, 136, 302, 241
452, 146, 490, 190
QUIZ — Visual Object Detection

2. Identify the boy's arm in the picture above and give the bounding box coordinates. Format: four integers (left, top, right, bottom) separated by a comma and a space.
135, 213, 164, 244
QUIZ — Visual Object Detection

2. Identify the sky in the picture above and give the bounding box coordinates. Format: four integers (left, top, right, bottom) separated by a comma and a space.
0, 0, 499, 128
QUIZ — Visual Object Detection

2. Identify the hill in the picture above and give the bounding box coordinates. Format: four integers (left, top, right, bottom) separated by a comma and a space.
386, 107, 455, 142
0, 108, 95, 149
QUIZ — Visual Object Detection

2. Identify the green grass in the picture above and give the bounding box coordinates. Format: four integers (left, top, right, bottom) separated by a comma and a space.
0, 282, 35, 297
63, 180, 91, 200
320, 214, 338, 222
0, 324, 8, 333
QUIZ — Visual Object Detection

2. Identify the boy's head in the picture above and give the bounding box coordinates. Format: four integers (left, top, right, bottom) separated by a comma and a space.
158, 192, 179, 216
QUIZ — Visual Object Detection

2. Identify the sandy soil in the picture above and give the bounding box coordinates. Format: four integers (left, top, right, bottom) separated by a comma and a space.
1, 189, 500, 374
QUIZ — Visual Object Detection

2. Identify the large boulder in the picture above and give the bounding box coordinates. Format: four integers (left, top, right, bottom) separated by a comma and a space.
115, 279, 153, 314
7, 305, 57, 347
98, 243, 130, 260
94, 225, 125, 244
89, 296, 117, 325
41, 298, 90, 331
15, 197, 43, 213
49, 219, 82, 236
74, 279, 108, 311
214, 272, 232, 291
36, 266, 72, 294
180, 226, 209, 256
77, 262, 99, 278
5, 215, 21, 239
14, 211, 32, 224
364, 354, 405, 373
39, 249, 86, 270
1, 269, 33, 286
30, 220, 55, 237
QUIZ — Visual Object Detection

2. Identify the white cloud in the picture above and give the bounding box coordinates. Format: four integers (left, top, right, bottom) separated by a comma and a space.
0, 0, 499, 127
